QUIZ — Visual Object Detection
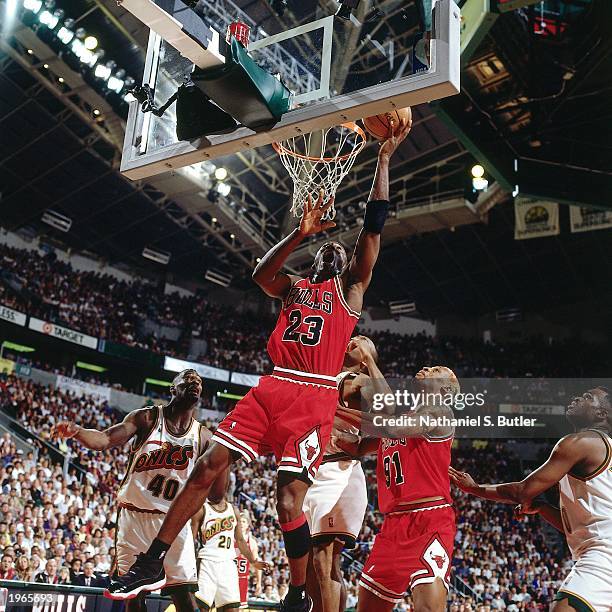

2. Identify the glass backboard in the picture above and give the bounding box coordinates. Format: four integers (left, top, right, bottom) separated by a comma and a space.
120, 0, 460, 180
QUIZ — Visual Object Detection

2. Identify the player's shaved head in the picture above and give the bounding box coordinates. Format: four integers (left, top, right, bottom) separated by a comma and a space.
414, 365, 460, 396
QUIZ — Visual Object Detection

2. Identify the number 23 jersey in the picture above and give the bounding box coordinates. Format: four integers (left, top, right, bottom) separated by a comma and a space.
267, 276, 360, 377
117, 406, 205, 513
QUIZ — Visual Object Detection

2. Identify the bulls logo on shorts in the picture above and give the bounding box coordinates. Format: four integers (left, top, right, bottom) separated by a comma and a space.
297, 428, 321, 471
422, 538, 449, 577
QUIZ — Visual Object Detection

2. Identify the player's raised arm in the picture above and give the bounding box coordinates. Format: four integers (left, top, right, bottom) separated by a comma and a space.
51, 407, 152, 451
344, 118, 412, 305
252, 191, 335, 298
449, 434, 592, 504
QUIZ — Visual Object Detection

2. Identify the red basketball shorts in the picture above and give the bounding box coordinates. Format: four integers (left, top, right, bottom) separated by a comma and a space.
211, 371, 338, 482
359, 502, 455, 604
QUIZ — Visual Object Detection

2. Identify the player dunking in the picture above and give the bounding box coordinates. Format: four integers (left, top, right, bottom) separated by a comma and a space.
53, 369, 215, 612
303, 335, 390, 612
106, 119, 411, 611
450, 386, 612, 611
337, 366, 460, 612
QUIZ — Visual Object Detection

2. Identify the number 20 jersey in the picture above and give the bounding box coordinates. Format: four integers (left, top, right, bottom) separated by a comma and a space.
117, 406, 204, 513
267, 276, 360, 377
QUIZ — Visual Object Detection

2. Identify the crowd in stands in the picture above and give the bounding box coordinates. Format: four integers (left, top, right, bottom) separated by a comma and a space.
1, 243, 606, 380
0, 369, 573, 610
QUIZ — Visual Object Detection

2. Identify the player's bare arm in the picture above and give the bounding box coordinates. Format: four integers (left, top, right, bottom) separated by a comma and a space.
51, 406, 156, 451
449, 432, 603, 504
252, 191, 335, 298
341, 118, 412, 313
233, 507, 269, 571
515, 500, 564, 532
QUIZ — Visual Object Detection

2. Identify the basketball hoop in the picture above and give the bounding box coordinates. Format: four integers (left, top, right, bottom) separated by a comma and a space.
273, 122, 367, 220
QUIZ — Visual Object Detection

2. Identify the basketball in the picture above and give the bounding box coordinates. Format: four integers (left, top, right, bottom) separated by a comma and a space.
362, 106, 412, 140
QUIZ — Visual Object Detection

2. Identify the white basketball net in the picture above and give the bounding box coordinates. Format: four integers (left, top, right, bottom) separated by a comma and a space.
273, 122, 366, 220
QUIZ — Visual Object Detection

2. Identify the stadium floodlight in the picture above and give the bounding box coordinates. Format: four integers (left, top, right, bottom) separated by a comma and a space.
107, 76, 125, 93
94, 63, 111, 80
41, 209, 72, 232
70, 39, 97, 65
84, 35, 98, 50
57, 26, 75, 44
38, 10, 59, 28
472, 177, 489, 191
23, 0, 43, 12
204, 268, 232, 287
214, 167, 228, 181
142, 246, 171, 265
471, 164, 485, 178
216, 182, 231, 197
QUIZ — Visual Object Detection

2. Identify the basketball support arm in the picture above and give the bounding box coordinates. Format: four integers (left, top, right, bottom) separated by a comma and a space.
117, 0, 225, 69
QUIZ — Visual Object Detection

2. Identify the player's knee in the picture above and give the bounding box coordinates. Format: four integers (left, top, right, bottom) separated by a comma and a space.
276, 491, 300, 520
312, 551, 332, 581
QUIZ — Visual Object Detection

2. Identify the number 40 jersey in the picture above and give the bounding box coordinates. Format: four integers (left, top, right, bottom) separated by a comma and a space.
117, 405, 205, 513
267, 276, 360, 378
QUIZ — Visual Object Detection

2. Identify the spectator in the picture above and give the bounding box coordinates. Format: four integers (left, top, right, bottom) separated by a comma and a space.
72, 561, 105, 588
14, 555, 32, 582
0, 553, 15, 579
36, 559, 59, 584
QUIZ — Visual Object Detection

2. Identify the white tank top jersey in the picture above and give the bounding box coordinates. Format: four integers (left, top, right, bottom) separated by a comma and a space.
324, 371, 361, 458
559, 429, 612, 559
117, 406, 204, 513
198, 501, 237, 561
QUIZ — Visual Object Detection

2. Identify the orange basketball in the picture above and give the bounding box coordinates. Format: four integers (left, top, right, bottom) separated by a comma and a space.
362, 106, 412, 140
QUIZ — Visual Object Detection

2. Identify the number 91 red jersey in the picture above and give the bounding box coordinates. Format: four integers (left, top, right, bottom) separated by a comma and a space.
377, 435, 453, 514
267, 276, 360, 377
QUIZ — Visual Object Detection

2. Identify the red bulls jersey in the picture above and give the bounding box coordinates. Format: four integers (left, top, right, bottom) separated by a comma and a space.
267, 276, 360, 377
236, 552, 249, 605
377, 434, 453, 514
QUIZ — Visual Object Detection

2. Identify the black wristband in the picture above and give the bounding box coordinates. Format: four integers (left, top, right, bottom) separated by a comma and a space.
363, 199, 390, 233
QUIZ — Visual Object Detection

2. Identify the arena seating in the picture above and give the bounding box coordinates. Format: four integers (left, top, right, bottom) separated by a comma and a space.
1, 244, 604, 381
0, 371, 570, 610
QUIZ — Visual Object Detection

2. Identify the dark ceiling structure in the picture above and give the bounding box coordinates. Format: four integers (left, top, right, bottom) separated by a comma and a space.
1, 0, 611, 320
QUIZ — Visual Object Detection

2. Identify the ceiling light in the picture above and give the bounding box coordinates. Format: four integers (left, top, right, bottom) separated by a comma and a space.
43, 63, 49, 68
23, 0, 43, 11
84, 35, 98, 50
214, 167, 228, 181
58, 76, 64, 83
471, 164, 485, 178
216, 182, 231, 197
93, 109, 100, 116
57, 26, 75, 44
38, 10, 59, 28
94, 63, 111, 80
472, 177, 488, 191
107, 76, 124, 93
211, 217, 217, 223
27, 49, 34, 54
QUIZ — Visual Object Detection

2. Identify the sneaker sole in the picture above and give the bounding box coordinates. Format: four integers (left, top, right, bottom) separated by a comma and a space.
103, 578, 167, 601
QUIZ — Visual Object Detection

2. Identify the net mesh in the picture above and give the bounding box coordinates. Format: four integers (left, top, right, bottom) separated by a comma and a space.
273, 122, 366, 220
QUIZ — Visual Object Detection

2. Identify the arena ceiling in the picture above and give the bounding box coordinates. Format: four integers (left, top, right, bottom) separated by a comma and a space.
0, 0, 611, 319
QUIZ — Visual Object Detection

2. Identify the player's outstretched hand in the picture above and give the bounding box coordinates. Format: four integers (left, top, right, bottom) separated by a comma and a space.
253, 560, 271, 573
51, 421, 80, 441
379, 116, 413, 160
448, 466, 479, 492
299, 190, 336, 236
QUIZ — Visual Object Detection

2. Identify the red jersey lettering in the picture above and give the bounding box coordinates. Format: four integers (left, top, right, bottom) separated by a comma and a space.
377, 435, 453, 513
267, 276, 359, 376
